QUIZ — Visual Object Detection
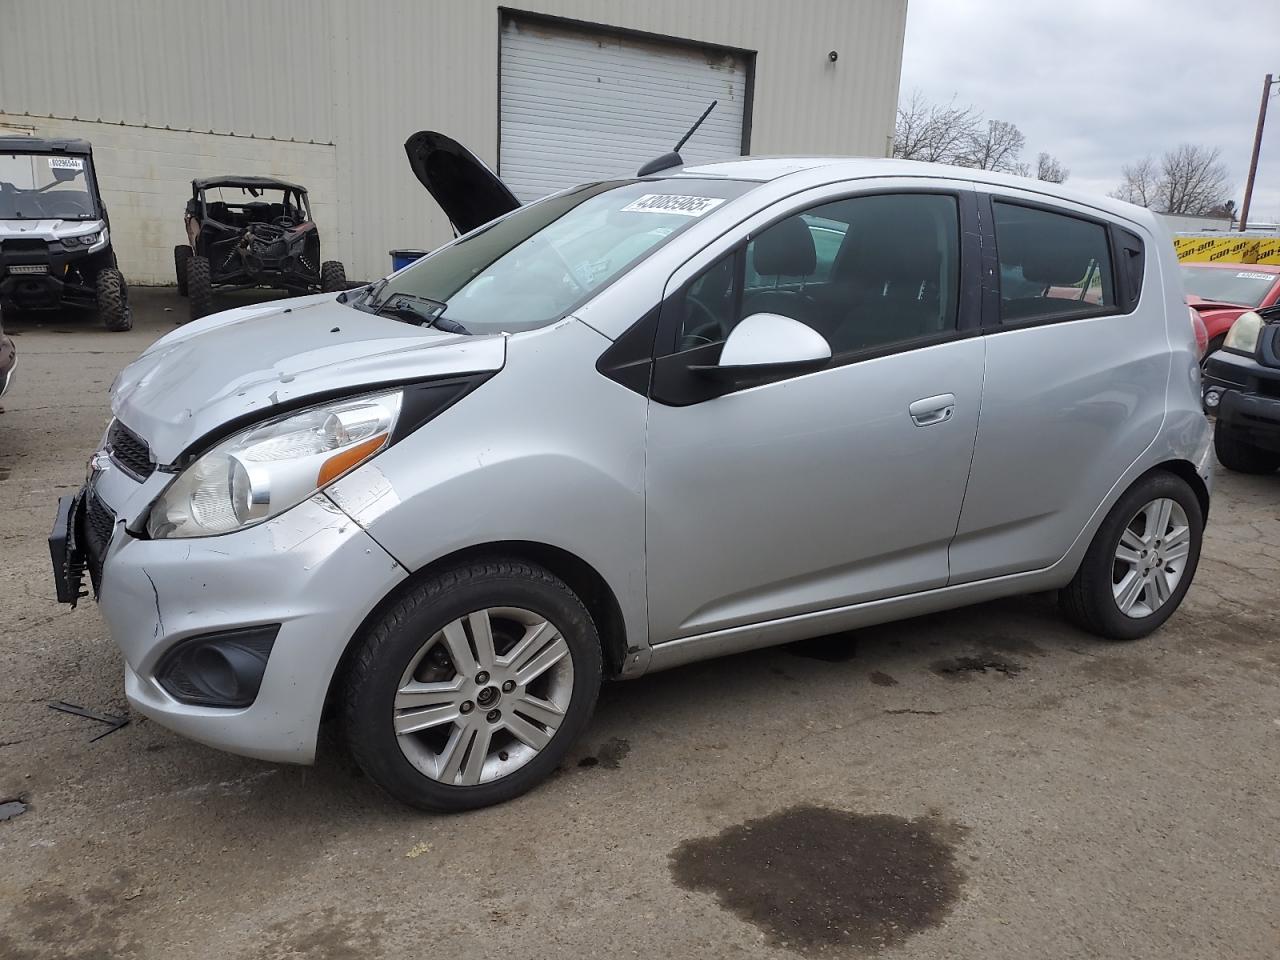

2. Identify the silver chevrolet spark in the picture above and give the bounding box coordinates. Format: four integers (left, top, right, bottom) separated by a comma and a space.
52, 134, 1212, 810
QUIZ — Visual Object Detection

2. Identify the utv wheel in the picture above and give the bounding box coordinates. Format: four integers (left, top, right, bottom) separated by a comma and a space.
174, 245, 192, 296
321, 260, 347, 293
186, 255, 213, 321
1214, 422, 1280, 474
1060, 472, 1203, 641
96, 268, 132, 332
342, 559, 602, 812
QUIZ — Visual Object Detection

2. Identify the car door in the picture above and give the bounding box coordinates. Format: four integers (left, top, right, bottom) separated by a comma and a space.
643, 184, 986, 648
948, 189, 1166, 583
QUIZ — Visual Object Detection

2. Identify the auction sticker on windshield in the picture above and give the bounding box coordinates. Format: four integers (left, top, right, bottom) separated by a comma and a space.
621, 194, 726, 217
48, 157, 84, 170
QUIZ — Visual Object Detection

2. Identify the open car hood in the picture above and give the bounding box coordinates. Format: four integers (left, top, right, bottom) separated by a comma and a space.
111, 293, 505, 465
404, 131, 521, 235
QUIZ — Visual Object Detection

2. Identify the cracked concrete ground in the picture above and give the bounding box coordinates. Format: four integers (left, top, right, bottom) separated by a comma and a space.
1, 289, 1278, 959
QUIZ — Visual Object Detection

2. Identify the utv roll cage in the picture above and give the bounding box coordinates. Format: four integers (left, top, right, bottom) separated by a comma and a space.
188, 176, 312, 231
179, 175, 346, 319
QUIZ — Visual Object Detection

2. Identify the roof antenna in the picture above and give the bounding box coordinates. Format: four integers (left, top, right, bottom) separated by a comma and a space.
636, 100, 718, 177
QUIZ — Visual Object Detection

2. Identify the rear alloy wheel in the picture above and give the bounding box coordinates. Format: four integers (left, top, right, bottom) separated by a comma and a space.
342, 560, 602, 811
1060, 472, 1203, 641
96, 267, 132, 332
174, 244, 192, 296
321, 260, 347, 293
1214, 422, 1280, 474
186, 255, 213, 321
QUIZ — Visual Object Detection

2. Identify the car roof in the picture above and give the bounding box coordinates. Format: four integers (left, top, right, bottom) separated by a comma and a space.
674, 155, 1158, 226
193, 175, 306, 192
1181, 261, 1280, 274
0, 136, 93, 155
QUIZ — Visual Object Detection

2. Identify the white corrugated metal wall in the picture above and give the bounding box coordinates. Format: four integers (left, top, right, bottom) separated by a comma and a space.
498, 17, 749, 201
0, 1, 907, 283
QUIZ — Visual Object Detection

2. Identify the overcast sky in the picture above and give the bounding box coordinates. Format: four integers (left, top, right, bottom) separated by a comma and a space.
899, 0, 1280, 221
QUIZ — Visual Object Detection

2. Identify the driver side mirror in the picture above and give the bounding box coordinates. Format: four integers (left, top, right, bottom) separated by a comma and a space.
691, 313, 831, 379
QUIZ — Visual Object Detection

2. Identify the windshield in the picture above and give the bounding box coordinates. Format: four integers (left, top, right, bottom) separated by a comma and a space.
1181, 265, 1277, 308
366, 178, 754, 334
0, 153, 98, 220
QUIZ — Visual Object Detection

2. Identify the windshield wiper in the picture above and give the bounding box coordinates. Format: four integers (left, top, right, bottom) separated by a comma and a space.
375, 292, 470, 335
341, 277, 387, 307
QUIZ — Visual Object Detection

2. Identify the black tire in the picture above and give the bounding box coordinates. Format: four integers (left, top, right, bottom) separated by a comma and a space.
341, 559, 602, 812
1060, 471, 1203, 641
187, 255, 213, 321
174, 245, 192, 296
1214, 422, 1280, 474
96, 267, 132, 332
320, 260, 347, 293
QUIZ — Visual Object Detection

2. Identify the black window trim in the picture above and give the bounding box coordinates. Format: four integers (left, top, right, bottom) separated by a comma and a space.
641, 186, 983, 406
979, 192, 1139, 333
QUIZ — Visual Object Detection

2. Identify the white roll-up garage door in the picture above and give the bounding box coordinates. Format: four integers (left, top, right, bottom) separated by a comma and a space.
499, 17, 751, 203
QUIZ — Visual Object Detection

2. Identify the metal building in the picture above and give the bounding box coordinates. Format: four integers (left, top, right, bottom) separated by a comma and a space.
0, 0, 908, 284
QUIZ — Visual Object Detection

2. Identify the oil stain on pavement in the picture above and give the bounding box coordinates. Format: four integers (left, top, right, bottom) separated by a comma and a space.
577, 737, 631, 769
670, 804, 967, 954
930, 654, 1023, 679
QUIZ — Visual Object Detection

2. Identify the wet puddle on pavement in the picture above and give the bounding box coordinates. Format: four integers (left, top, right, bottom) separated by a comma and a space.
671, 804, 967, 954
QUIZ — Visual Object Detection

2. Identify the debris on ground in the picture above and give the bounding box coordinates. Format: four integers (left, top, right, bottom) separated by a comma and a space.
0, 797, 29, 821
48, 700, 130, 741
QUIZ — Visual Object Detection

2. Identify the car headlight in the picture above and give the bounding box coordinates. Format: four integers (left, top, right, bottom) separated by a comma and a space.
1223, 310, 1264, 354
63, 231, 102, 248
146, 390, 402, 538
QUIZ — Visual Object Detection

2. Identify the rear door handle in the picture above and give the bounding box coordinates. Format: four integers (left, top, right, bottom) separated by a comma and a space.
909, 393, 956, 426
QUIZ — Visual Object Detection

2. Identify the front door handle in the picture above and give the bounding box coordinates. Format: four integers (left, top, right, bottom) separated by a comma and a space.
909, 393, 956, 427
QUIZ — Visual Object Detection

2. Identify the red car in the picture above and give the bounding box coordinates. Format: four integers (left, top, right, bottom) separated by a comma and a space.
1182, 262, 1280, 355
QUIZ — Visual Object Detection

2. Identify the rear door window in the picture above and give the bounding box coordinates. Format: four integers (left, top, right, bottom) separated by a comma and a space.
993, 202, 1115, 323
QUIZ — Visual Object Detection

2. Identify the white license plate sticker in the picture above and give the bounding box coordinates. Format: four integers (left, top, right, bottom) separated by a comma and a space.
9, 264, 47, 274
620, 194, 726, 217
48, 156, 84, 170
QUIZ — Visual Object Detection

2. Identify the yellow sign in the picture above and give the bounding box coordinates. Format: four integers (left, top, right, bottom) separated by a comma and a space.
1175, 235, 1280, 265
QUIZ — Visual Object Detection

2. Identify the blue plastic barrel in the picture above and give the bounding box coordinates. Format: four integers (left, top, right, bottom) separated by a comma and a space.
389, 249, 428, 272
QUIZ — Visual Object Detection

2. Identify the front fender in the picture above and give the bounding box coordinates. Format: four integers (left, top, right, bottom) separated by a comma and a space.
326, 319, 649, 669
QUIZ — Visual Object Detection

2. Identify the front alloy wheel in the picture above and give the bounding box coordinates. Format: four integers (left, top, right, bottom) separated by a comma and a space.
342, 559, 602, 811
394, 607, 574, 786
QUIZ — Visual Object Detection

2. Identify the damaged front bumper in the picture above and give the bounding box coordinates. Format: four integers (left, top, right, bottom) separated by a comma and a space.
51, 485, 407, 763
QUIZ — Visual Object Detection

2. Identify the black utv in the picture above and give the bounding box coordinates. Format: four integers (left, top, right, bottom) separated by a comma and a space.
176, 176, 346, 321
0, 137, 131, 331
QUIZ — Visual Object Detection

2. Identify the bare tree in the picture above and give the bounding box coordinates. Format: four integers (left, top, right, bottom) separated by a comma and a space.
893, 92, 1067, 181
1035, 152, 1069, 183
1111, 156, 1159, 207
1157, 144, 1231, 215
1111, 147, 1231, 215
892, 90, 982, 165
961, 119, 1027, 173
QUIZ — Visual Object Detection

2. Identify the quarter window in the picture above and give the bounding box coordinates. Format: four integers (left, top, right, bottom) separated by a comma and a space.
674, 193, 961, 356
993, 202, 1115, 323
